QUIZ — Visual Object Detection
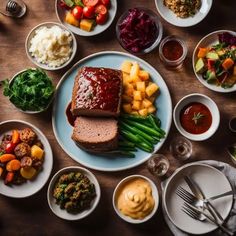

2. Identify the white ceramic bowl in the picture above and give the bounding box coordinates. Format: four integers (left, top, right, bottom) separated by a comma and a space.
155, 0, 212, 27
8, 68, 55, 114
47, 166, 101, 221
0, 120, 53, 198
55, 0, 117, 36
25, 22, 77, 71
112, 175, 159, 224
173, 93, 220, 141
192, 30, 236, 93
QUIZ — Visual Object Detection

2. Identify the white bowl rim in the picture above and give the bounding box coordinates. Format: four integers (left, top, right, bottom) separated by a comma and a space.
55, 0, 118, 36
47, 166, 101, 221
25, 21, 77, 71
173, 93, 220, 141
192, 30, 236, 93
112, 174, 159, 224
0, 119, 53, 198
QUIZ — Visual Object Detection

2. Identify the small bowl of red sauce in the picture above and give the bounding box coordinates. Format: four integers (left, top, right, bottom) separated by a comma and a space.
173, 93, 220, 141
159, 35, 187, 67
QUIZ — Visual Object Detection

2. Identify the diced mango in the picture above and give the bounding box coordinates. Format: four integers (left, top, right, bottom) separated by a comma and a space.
65, 12, 79, 27
122, 73, 132, 85
146, 83, 159, 97
136, 81, 146, 92
142, 98, 152, 108
133, 90, 142, 101
31, 145, 44, 160
20, 167, 37, 180
139, 70, 149, 81
80, 19, 94, 32
124, 84, 134, 97
132, 101, 141, 110
121, 61, 132, 74
131, 111, 139, 115
139, 108, 148, 116
123, 103, 132, 114
130, 62, 140, 80
148, 105, 156, 114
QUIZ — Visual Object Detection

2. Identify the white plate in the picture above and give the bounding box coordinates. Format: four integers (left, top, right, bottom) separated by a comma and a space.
0, 120, 53, 198
192, 30, 236, 93
47, 166, 101, 221
52, 51, 172, 171
163, 163, 233, 234
55, 0, 117, 36
155, 0, 212, 27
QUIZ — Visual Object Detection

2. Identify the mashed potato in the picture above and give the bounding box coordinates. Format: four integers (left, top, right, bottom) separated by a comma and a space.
29, 25, 73, 68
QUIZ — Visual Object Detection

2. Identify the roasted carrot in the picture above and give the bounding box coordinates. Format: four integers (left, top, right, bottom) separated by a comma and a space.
222, 58, 234, 70
12, 130, 20, 144
6, 159, 21, 171
0, 167, 3, 177
0, 154, 16, 163
4, 172, 14, 185
197, 47, 208, 58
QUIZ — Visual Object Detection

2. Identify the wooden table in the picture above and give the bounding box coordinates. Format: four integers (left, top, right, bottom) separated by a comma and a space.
0, 0, 236, 235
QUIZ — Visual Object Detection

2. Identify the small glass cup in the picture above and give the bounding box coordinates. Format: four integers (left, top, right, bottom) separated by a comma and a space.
0, 0, 26, 18
169, 136, 192, 161
147, 154, 170, 177
159, 35, 187, 68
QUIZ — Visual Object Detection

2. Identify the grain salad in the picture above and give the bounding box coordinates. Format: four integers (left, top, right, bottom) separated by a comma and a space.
163, 0, 201, 18
29, 25, 73, 68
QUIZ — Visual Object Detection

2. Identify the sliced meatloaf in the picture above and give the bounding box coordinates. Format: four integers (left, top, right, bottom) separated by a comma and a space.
71, 67, 122, 117
71, 116, 118, 152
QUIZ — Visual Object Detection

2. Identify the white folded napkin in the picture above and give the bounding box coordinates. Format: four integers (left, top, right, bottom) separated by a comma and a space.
161, 160, 236, 236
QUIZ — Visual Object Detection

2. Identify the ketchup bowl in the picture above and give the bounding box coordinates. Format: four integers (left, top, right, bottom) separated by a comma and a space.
173, 93, 220, 141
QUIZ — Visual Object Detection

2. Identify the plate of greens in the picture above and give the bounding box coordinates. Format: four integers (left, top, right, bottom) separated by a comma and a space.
2, 68, 55, 113
193, 30, 236, 93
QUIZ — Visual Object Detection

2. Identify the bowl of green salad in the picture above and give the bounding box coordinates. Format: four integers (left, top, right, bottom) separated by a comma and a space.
2, 68, 55, 113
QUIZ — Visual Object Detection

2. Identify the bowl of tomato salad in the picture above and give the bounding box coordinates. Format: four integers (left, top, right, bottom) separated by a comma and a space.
55, 0, 117, 36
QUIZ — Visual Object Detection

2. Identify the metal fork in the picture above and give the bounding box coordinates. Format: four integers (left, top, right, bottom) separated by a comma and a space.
182, 202, 234, 236
176, 186, 224, 221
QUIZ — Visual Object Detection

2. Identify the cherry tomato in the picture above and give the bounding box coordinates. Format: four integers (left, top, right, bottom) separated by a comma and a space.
5, 142, 16, 154
83, 6, 95, 18
82, 0, 99, 7
96, 12, 107, 24
100, 0, 110, 8
95, 4, 107, 15
72, 6, 83, 20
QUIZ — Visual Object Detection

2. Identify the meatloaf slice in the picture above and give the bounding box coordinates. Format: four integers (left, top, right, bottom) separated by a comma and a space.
71, 117, 118, 152
71, 67, 122, 117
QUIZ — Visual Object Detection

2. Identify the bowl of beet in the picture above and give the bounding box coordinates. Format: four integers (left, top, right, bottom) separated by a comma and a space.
116, 7, 163, 54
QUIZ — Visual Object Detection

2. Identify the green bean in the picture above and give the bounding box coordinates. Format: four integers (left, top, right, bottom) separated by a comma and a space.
120, 113, 149, 122
136, 142, 153, 153
105, 150, 135, 158
118, 140, 136, 148
119, 121, 157, 144
136, 134, 153, 149
150, 114, 165, 135
148, 115, 165, 137
118, 146, 138, 152
120, 129, 140, 143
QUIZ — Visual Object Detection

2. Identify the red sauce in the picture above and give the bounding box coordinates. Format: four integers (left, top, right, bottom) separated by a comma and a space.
162, 40, 183, 61
75, 67, 121, 112
66, 102, 76, 126
180, 102, 212, 134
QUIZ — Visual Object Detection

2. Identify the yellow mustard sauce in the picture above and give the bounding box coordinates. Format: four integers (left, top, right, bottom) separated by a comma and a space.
116, 178, 155, 220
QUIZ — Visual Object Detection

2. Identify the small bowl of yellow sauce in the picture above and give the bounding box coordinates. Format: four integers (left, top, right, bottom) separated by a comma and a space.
112, 175, 159, 223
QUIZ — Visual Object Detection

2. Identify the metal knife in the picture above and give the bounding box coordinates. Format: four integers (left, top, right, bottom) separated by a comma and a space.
184, 175, 224, 222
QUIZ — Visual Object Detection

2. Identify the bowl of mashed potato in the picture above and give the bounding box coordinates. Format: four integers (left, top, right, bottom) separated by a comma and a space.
25, 22, 77, 70
112, 175, 159, 223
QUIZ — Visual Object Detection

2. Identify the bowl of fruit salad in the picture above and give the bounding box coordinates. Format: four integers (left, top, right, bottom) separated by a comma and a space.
193, 30, 236, 93
55, 0, 117, 36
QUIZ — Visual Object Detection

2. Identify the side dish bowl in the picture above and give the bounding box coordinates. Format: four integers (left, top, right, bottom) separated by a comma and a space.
112, 175, 159, 224
192, 30, 236, 93
155, 0, 212, 27
47, 166, 101, 221
0, 120, 53, 198
173, 93, 220, 141
25, 22, 77, 71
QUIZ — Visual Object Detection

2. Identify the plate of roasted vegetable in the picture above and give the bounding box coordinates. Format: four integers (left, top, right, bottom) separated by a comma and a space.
52, 51, 172, 171
193, 30, 236, 92
0, 120, 53, 198
55, 0, 117, 36
47, 166, 100, 220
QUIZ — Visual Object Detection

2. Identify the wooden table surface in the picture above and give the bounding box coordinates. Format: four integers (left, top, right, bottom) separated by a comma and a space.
0, 0, 236, 235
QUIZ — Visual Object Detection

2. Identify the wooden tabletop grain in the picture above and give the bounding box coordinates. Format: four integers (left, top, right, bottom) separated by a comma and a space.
0, 0, 236, 235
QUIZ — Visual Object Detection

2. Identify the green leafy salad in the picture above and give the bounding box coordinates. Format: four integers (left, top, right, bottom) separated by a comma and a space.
2, 68, 55, 112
